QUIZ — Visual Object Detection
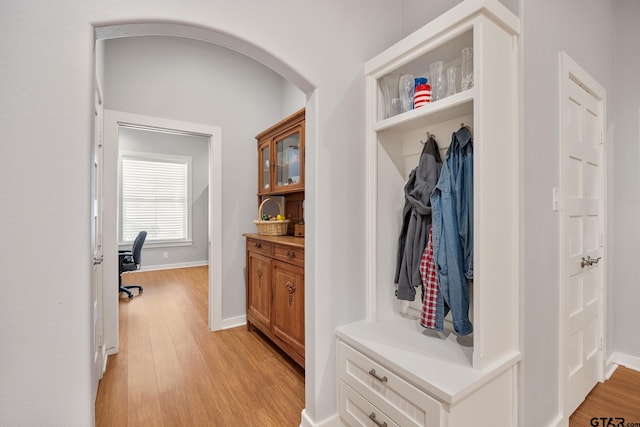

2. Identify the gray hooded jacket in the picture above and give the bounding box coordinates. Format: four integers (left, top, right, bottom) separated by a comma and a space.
394, 137, 442, 301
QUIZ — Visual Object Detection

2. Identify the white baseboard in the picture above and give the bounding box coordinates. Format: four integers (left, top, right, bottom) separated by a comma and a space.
548, 413, 565, 427
101, 348, 109, 376
300, 410, 342, 427
219, 315, 246, 330
605, 353, 619, 379
140, 260, 208, 272
608, 351, 640, 372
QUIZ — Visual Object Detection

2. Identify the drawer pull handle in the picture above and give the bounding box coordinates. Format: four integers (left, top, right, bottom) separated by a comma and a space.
368, 413, 387, 427
368, 369, 388, 383
254, 242, 262, 249
286, 250, 295, 259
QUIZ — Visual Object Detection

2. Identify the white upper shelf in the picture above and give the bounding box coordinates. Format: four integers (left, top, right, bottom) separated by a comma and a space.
375, 88, 474, 134
365, 0, 519, 78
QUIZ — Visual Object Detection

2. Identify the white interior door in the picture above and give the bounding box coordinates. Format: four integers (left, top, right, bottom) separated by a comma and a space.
91, 87, 105, 389
561, 55, 605, 417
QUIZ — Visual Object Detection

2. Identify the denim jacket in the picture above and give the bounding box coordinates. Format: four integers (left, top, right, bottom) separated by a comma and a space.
430, 127, 474, 335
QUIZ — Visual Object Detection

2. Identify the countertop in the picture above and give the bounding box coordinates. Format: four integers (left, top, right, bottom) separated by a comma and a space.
243, 233, 304, 248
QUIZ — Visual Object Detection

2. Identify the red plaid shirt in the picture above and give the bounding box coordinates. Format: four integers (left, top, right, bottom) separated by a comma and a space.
420, 227, 439, 329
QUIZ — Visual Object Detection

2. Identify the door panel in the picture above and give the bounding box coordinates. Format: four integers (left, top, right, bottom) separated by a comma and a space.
91, 87, 105, 391
563, 76, 603, 415
272, 260, 304, 356
247, 252, 272, 332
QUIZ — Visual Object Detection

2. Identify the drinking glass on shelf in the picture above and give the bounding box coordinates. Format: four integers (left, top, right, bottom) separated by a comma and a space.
379, 74, 400, 118
429, 61, 445, 101
399, 74, 415, 112
446, 66, 457, 97
390, 98, 403, 116
461, 47, 474, 90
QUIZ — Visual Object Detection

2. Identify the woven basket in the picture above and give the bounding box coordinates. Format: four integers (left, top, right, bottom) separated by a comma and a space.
253, 198, 290, 236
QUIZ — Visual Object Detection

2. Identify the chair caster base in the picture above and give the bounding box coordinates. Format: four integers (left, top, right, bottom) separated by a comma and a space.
119, 285, 143, 299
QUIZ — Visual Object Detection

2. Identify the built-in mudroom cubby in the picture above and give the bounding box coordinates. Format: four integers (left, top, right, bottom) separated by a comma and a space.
336, 1, 521, 425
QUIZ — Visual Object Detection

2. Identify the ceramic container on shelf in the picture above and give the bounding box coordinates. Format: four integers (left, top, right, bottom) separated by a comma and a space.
413, 77, 431, 108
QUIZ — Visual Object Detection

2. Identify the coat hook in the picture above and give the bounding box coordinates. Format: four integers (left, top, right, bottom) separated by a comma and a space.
420, 131, 433, 144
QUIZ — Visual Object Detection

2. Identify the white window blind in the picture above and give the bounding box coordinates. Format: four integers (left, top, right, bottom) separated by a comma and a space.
120, 153, 191, 244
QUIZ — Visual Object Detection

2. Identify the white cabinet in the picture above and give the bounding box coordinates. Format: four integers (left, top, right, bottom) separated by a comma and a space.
339, 341, 444, 427
337, 0, 520, 425
337, 321, 518, 426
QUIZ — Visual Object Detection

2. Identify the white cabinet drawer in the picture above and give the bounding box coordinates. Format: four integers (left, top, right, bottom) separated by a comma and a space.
339, 381, 399, 427
338, 341, 444, 427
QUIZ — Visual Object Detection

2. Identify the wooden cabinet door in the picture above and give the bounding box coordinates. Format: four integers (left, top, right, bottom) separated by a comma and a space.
272, 123, 304, 194
255, 108, 305, 196
247, 251, 272, 333
272, 260, 305, 357
257, 140, 271, 195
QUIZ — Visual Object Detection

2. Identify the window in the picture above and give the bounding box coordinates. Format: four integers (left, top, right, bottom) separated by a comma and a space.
119, 152, 192, 245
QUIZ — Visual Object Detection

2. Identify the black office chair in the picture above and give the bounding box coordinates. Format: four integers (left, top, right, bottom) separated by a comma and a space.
119, 230, 147, 298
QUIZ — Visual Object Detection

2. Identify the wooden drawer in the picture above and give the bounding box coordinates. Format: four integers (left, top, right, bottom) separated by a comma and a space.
246, 238, 273, 257
339, 381, 399, 427
273, 243, 304, 267
338, 341, 444, 427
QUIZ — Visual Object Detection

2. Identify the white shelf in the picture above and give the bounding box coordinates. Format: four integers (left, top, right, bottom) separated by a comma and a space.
375, 89, 474, 135
336, 318, 520, 405
364, 0, 519, 79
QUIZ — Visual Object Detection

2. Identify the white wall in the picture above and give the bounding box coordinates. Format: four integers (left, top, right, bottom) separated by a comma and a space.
0, 1, 401, 425
281, 77, 307, 119
104, 36, 301, 319
118, 126, 210, 268
613, 0, 640, 361
520, 0, 617, 425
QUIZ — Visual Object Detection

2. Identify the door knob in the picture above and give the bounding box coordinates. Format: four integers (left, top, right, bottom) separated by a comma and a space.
580, 256, 602, 268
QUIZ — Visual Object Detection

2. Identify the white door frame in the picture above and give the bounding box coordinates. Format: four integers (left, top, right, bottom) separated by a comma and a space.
102, 110, 223, 356
558, 51, 607, 423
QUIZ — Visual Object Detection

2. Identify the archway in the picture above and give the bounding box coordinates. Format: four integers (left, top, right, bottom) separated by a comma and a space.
94, 22, 315, 368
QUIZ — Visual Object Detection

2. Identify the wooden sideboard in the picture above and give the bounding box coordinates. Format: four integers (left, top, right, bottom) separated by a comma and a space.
244, 233, 304, 367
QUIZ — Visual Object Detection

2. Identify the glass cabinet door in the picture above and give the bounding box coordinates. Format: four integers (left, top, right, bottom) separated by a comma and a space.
258, 141, 270, 194
255, 108, 305, 196
274, 128, 303, 191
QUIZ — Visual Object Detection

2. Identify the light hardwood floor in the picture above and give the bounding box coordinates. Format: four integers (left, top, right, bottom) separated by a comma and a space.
95, 266, 305, 427
570, 366, 640, 426
96, 266, 640, 426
